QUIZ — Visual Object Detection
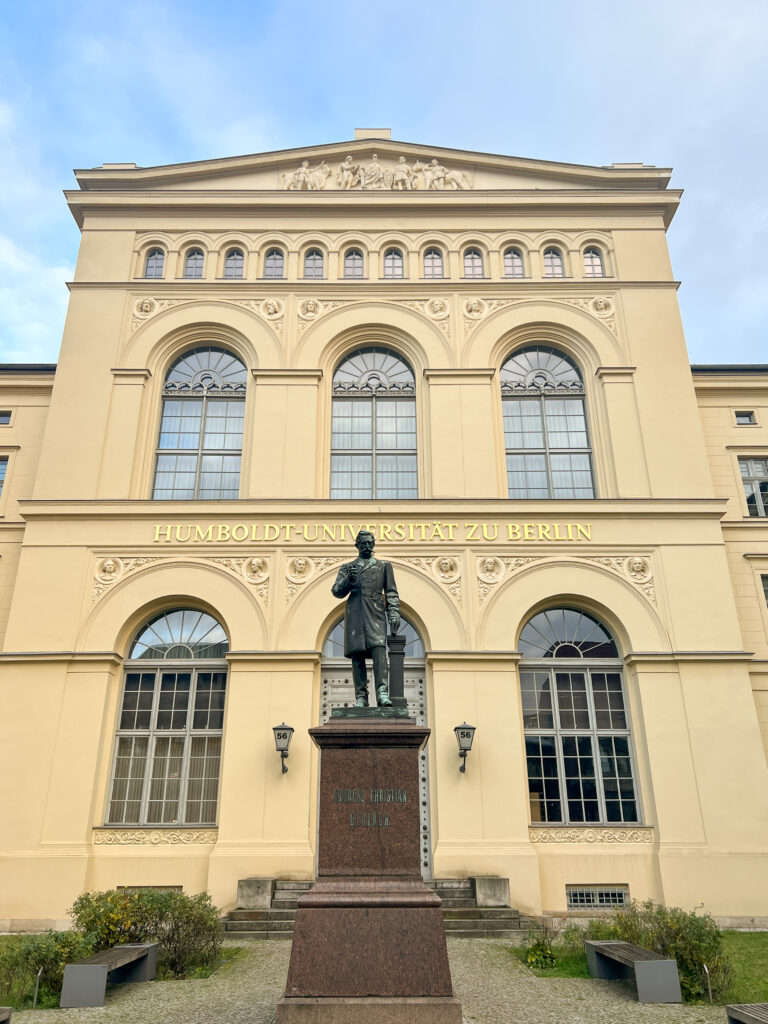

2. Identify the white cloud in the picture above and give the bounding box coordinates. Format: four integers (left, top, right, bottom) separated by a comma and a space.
0, 235, 71, 362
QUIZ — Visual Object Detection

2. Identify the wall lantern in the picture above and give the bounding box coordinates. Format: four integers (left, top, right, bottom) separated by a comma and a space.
454, 722, 476, 773
273, 723, 294, 773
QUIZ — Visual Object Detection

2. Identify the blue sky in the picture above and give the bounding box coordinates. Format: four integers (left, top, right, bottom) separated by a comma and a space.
1, 0, 766, 364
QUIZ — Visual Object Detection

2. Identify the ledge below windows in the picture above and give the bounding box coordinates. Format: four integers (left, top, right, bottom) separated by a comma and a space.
528, 826, 654, 844
92, 827, 218, 846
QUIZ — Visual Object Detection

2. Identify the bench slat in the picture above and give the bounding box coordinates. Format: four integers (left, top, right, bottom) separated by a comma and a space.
727, 1005, 768, 1024
592, 941, 668, 964
72, 946, 148, 972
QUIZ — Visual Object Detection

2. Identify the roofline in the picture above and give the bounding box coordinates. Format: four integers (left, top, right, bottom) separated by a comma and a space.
691, 364, 768, 374
0, 364, 57, 374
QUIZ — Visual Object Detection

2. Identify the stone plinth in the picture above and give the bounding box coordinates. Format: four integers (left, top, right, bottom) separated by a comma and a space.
277, 717, 461, 1024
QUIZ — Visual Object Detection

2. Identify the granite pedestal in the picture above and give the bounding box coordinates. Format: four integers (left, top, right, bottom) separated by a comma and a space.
277, 715, 461, 1024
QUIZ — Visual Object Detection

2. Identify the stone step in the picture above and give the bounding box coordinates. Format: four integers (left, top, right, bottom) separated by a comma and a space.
436, 897, 478, 908
443, 917, 524, 932
274, 880, 312, 891
272, 897, 302, 910
224, 919, 294, 932
428, 879, 473, 890
442, 908, 520, 920
447, 928, 529, 939
223, 929, 294, 941
227, 909, 297, 922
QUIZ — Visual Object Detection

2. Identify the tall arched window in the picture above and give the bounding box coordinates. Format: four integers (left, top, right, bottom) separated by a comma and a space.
503, 247, 524, 278
344, 248, 364, 279
519, 608, 638, 825
153, 347, 247, 500
583, 246, 604, 278
383, 248, 404, 278
144, 248, 165, 278
543, 247, 564, 278
423, 248, 444, 279
501, 347, 594, 499
106, 608, 229, 826
264, 248, 284, 278
331, 347, 417, 499
463, 247, 484, 278
184, 248, 205, 278
304, 248, 324, 279
224, 248, 244, 278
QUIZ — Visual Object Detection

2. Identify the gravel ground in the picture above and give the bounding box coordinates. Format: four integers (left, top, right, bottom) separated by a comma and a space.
10, 938, 726, 1024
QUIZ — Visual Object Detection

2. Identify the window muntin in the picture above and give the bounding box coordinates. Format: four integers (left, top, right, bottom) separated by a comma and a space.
501, 347, 594, 499
264, 248, 284, 278
184, 249, 204, 278
344, 248, 364, 279
331, 348, 417, 499
521, 608, 638, 825
504, 247, 524, 278
304, 248, 324, 279
153, 348, 246, 500
383, 248, 404, 278
144, 248, 165, 279
224, 248, 244, 279
423, 248, 444, 279
740, 457, 768, 517
583, 247, 604, 278
463, 247, 484, 278
543, 247, 565, 278
107, 609, 228, 827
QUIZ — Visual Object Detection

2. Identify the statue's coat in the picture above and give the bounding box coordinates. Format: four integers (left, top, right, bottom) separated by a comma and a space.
331, 556, 400, 656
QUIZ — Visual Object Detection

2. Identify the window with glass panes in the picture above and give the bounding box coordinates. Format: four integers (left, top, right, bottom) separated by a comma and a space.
583, 247, 604, 277
184, 249, 204, 278
543, 247, 564, 277
383, 248, 404, 278
153, 347, 246, 500
331, 348, 417, 499
144, 248, 165, 278
423, 248, 444, 279
106, 609, 228, 826
344, 249, 364, 279
501, 347, 594, 498
739, 457, 768, 516
504, 247, 524, 278
463, 248, 484, 278
520, 608, 639, 825
304, 248, 324, 278
264, 248, 284, 278
224, 248, 244, 278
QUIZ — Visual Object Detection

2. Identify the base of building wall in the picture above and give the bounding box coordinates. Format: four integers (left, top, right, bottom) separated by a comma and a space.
0, 919, 71, 933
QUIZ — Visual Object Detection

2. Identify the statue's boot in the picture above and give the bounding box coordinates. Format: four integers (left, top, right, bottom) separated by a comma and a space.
376, 687, 392, 708
354, 695, 368, 708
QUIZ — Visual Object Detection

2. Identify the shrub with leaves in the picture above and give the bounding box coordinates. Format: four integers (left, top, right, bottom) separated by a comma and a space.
0, 931, 95, 1008
522, 920, 562, 969
584, 899, 734, 1002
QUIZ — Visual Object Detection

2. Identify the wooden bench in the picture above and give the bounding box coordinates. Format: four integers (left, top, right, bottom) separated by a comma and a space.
727, 1005, 768, 1024
585, 940, 682, 1003
59, 943, 159, 1008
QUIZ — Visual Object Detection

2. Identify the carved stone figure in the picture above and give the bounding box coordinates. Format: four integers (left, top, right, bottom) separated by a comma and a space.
245, 557, 268, 581
626, 556, 650, 582
428, 298, 447, 316
96, 557, 122, 584
362, 154, 387, 190
284, 160, 312, 190
436, 556, 459, 582
262, 299, 282, 318
331, 530, 400, 708
392, 156, 413, 191
299, 298, 321, 319
337, 155, 361, 190
138, 298, 154, 314
309, 161, 331, 190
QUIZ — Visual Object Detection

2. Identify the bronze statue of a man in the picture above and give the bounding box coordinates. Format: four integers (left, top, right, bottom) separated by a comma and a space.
331, 529, 400, 708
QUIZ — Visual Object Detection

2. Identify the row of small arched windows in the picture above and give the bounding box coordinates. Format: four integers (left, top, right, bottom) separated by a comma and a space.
143, 244, 606, 281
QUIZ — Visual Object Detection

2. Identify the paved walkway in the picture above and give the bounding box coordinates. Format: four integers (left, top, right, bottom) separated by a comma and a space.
13, 939, 725, 1024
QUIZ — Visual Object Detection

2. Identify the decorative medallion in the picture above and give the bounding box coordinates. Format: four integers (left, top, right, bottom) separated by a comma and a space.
208, 556, 270, 605
392, 298, 451, 339
296, 299, 349, 337
260, 298, 284, 320
401, 556, 462, 606
130, 298, 181, 332
528, 827, 654, 844
285, 555, 345, 602
93, 829, 218, 846
581, 554, 656, 605
562, 296, 617, 336
91, 556, 160, 604
477, 556, 542, 603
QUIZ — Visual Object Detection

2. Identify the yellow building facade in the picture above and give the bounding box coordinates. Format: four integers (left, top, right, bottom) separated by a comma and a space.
2, 131, 768, 930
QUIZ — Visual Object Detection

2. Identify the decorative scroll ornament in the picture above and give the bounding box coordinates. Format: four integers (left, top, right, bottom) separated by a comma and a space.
392, 298, 451, 339
477, 556, 542, 603
208, 556, 270, 605
529, 827, 654, 844
581, 554, 656, 605
458, 296, 618, 338
402, 556, 462, 606
296, 299, 349, 337
130, 298, 180, 332
285, 555, 346, 602
93, 829, 218, 846
282, 155, 472, 191
562, 296, 617, 336
92, 556, 160, 604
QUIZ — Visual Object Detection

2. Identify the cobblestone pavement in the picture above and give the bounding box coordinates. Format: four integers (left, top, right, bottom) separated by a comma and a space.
12, 939, 725, 1024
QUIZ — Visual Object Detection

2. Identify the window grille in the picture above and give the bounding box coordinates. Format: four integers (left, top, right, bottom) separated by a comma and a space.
566, 885, 629, 909
736, 411, 756, 425
504, 247, 524, 278
739, 457, 768, 517
543, 247, 565, 277
583, 247, 604, 278
184, 249, 204, 278
224, 248, 244, 278
383, 248, 404, 278
144, 248, 165, 278
264, 248, 284, 278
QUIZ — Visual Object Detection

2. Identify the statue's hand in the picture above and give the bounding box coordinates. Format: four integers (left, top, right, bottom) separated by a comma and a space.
347, 567, 359, 585
388, 614, 400, 634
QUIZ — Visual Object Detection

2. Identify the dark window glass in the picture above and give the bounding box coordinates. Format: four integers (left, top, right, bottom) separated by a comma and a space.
0, 411, 10, 424
304, 248, 324, 279
736, 411, 756, 425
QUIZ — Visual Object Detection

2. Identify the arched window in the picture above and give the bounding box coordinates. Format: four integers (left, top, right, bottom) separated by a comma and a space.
184, 248, 205, 278
224, 248, 244, 279
344, 248, 364, 279
106, 608, 229, 826
543, 247, 564, 278
264, 248, 284, 279
583, 246, 604, 278
324, 617, 424, 659
501, 347, 594, 499
144, 248, 165, 279
304, 248, 324, 279
153, 347, 247, 500
463, 247, 484, 278
383, 248, 404, 279
504, 247, 524, 278
423, 247, 444, 279
519, 608, 638, 825
331, 347, 417, 499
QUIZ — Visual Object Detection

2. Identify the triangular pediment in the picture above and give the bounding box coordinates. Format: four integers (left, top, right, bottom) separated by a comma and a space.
74, 137, 670, 193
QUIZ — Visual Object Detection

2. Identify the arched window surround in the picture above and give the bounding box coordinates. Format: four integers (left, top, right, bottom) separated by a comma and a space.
143, 247, 166, 279
542, 245, 566, 279
263, 247, 285, 279
582, 245, 606, 278
422, 246, 445, 280
183, 247, 206, 279
303, 246, 326, 280
343, 247, 365, 280
223, 247, 245, 279
462, 246, 485, 279
382, 246, 405, 279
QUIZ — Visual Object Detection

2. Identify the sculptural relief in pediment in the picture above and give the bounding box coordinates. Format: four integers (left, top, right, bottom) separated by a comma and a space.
281, 153, 472, 191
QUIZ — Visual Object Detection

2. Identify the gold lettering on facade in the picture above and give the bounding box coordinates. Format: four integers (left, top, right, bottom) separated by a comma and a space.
154, 525, 172, 542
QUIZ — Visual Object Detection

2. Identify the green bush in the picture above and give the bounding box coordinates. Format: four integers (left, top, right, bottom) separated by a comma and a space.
0, 931, 94, 1008
70, 888, 222, 978
584, 899, 734, 1002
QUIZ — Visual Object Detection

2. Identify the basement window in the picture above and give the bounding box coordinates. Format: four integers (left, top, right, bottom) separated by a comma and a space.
735, 411, 757, 425
566, 884, 629, 909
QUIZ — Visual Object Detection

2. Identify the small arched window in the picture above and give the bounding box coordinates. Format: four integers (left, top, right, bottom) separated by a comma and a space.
264, 248, 284, 279
224, 248, 244, 279
344, 248, 364, 279
331, 347, 417, 499
504, 247, 524, 278
304, 248, 324, 279
583, 247, 604, 278
501, 346, 594, 499
383, 248, 404, 279
519, 607, 638, 825
144, 248, 165, 279
423, 248, 444, 279
463, 247, 484, 278
107, 608, 229, 826
543, 247, 564, 278
184, 248, 205, 278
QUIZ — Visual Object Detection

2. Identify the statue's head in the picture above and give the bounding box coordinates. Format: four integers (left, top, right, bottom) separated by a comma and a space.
355, 529, 376, 557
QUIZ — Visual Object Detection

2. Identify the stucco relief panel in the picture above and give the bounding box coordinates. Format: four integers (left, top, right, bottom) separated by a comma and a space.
93, 829, 218, 846
462, 296, 618, 338
92, 556, 160, 605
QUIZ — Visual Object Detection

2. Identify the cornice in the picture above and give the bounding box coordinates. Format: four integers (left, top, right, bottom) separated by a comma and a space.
427, 651, 521, 666
624, 651, 754, 666
226, 650, 321, 666
0, 651, 122, 665
595, 366, 637, 381
111, 368, 152, 384
65, 280, 682, 294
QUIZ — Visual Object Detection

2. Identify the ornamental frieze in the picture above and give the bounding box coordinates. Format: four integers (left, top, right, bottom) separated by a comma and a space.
401, 556, 462, 607
131, 296, 285, 335
285, 555, 346, 602
462, 296, 617, 338
580, 554, 656, 605
93, 829, 218, 846
92, 556, 160, 605
209, 556, 270, 605
528, 827, 653, 844
477, 556, 543, 604
281, 155, 472, 191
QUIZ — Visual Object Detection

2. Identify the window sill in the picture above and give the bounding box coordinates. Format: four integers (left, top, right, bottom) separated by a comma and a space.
93, 827, 218, 846
528, 825, 652, 844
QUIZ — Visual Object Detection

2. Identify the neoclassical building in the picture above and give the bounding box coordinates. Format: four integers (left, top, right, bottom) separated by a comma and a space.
2, 130, 768, 930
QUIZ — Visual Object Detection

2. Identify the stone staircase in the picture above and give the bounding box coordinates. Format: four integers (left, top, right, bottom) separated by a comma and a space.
222, 878, 535, 940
